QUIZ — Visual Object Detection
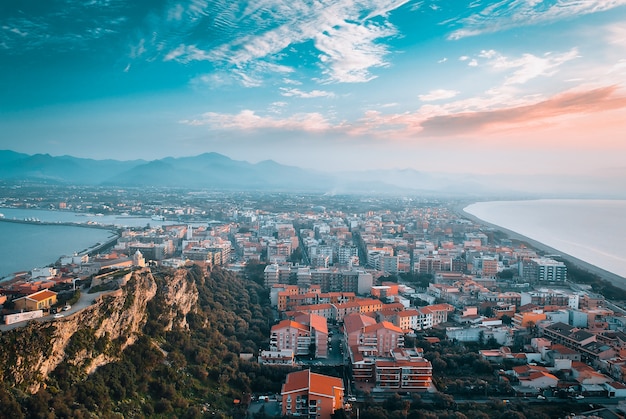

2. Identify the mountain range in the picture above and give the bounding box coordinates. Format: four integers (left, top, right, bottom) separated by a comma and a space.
0, 150, 624, 198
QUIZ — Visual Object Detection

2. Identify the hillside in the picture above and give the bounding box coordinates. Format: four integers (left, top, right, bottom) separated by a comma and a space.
0, 264, 293, 418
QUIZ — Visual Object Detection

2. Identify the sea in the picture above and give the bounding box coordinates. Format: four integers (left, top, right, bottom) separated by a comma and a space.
0, 208, 162, 279
464, 199, 626, 279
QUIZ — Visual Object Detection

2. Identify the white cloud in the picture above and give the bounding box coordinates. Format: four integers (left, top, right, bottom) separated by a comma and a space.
167, 4, 185, 21
181, 110, 333, 132
449, 0, 626, 40
129, 38, 146, 59
164, 44, 211, 62
179, 0, 410, 84
419, 89, 460, 102
479, 49, 497, 59
607, 23, 626, 46
484, 48, 579, 85
438, 57, 448, 63
468, 59, 478, 67
3, 26, 28, 37
280, 88, 336, 98
282, 78, 302, 85
314, 20, 396, 82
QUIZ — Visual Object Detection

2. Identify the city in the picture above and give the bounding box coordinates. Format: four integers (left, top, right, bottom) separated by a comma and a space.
1, 185, 626, 418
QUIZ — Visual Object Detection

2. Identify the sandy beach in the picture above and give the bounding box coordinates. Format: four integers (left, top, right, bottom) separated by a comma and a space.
454, 202, 626, 290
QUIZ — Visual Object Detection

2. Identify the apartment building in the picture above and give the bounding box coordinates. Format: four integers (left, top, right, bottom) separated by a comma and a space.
522, 257, 567, 282
270, 320, 312, 356
375, 354, 433, 391
281, 370, 344, 419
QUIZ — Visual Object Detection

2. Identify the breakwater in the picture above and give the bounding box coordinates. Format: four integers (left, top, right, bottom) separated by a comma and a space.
0, 216, 116, 230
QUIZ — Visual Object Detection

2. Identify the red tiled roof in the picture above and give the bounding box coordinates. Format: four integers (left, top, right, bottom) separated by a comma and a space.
281, 369, 343, 396
271, 320, 308, 333
27, 289, 57, 302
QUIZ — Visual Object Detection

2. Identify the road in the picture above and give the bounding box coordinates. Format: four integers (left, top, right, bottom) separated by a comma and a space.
0, 286, 112, 332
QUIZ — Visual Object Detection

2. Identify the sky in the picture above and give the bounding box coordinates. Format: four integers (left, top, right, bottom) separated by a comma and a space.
1, 0, 626, 184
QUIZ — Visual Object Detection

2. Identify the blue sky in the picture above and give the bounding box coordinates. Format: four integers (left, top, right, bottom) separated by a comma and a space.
1, 0, 626, 182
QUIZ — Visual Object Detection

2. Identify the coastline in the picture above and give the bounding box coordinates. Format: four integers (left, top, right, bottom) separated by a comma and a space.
0, 222, 121, 281
456, 202, 626, 289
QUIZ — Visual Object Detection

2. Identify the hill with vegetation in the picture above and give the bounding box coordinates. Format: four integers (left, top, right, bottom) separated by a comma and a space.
0, 263, 295, 418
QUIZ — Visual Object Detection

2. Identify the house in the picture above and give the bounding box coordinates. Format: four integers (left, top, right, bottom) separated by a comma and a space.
545, 344, 582, 365
605, 381, 626, 398
518, 371, 559, 389
281, 369, 344, 419
13, 289, 57, 312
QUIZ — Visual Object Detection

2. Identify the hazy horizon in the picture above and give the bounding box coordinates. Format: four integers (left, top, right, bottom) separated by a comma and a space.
1, 1, 626, 191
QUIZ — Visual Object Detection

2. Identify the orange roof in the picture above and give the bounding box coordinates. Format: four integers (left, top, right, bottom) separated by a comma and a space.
551, 344, 579, 355
344, 313, 377, 334
335, 301, 361, 309
427, 303, 455, 312
295, 313, 328, 334
397, 309, 420, 318
27, 289, 57, 302
358, 299, 383, 307
271, 320, 308, 333
363, 321, 403, 334
282, 369, 343, 396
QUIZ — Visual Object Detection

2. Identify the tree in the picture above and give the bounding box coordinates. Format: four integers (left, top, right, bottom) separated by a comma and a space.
0, 384, 23, 419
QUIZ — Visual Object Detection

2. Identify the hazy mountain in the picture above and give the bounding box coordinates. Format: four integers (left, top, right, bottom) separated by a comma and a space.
0, 150, 623, 197
0, 151, 143, 184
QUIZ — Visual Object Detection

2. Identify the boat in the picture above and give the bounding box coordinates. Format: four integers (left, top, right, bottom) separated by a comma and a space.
151, 215, 165, 221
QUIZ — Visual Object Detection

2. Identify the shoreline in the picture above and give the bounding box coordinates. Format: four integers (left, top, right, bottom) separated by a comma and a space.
455, 202, 626, 289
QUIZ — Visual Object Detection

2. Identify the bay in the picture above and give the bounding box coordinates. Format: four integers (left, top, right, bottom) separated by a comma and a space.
0, 208, 157, 278
464, 199, 626, 279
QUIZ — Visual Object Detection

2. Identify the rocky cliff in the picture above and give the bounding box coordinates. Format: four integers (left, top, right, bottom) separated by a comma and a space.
0, 267, 199, 394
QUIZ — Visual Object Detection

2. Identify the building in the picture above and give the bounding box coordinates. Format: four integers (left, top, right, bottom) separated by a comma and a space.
259, 349, 295, 366
522, 258, 567, 282
13, 289, 58, 312
264, 263, 292, 288
281, 369, 344, 419
270, 320, 312, 356
375, 348, 433, 392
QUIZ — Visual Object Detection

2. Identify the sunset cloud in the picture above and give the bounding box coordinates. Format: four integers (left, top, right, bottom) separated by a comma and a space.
417, 86, 626, 136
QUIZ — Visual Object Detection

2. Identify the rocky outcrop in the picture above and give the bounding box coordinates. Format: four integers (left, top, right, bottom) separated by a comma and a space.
0, 267, 199, 393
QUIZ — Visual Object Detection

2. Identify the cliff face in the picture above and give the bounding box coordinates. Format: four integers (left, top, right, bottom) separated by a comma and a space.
0, 267, 199, 393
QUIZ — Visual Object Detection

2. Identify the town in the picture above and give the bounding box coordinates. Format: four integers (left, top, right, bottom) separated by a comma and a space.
2, 186, 626, 419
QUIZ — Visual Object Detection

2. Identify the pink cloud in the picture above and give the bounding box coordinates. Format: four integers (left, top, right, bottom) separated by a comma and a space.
417, 85, 626, 137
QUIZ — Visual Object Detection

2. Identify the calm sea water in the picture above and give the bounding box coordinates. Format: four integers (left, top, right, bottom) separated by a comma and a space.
0, 208, 157, 278
464, 199, 626, 278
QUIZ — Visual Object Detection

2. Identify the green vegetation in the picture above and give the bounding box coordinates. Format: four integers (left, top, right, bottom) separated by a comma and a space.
559, 258, 626, 300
